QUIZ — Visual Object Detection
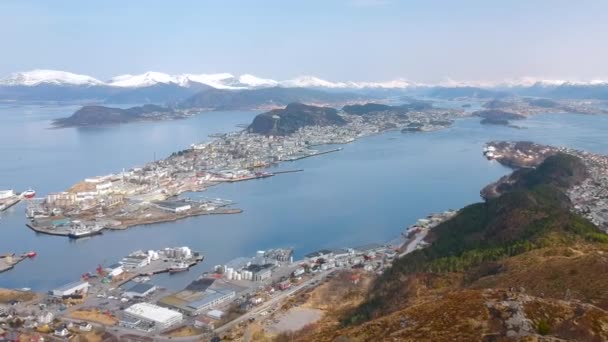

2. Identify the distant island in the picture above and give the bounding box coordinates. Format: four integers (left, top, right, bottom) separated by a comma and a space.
52, 87, 371, 128
53, 104, 187, 127
180, 87, 366, 111
474, 109, 525, 126
247, 102, 346, 135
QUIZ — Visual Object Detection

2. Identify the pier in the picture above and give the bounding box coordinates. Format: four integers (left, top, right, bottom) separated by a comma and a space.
0, 197, 20, 212
114, 254, 205, 287
0, 253, 30, 273
282, 147, 343, 161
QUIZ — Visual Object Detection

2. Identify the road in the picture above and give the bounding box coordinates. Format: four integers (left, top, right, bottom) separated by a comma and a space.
398, 229, 428, 258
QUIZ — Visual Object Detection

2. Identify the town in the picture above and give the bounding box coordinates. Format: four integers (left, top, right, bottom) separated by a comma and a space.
0, 201, 462, 341
21, 105, 465, 238
0, 240, 416, 340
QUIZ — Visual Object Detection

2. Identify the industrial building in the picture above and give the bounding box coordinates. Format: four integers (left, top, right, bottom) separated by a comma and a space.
104, 263, 124, 277
152, 200, 192, 213
51, 280, 90, 298
158, 287, 235, 316
305, 249, 333, 263
123, 303, 183, 331
206, 309, 224, 320
244, 264, 273, 281
124, 283, 157, 298
121, 250, 151, 268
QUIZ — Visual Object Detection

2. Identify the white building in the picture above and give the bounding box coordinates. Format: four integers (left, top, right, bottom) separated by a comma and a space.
37, 311, 54, 324
206, 310, 224, 320
0, 189, 16, 200
105, 263, 124, 277
51, 280, 90, 297
124, 303, 183, 331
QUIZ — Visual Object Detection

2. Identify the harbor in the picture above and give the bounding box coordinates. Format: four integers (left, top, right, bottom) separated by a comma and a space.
25, 197, 242, 237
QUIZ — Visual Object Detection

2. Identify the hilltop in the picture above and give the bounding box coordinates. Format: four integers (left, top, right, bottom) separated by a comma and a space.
247, 103, 346, 136
277, 153, 608, 341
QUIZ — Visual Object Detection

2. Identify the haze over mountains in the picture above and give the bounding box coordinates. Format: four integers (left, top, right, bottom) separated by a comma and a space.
3, 69, 608, 104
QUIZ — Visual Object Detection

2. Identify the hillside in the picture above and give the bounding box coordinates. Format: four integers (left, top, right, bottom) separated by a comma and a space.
180, 87, 364, 110
53, 104, 179, 127
281, 154, 608, 341
247, 103, 346, 136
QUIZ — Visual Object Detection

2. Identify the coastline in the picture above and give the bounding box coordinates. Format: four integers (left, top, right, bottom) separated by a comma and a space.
25, 110, 461, 238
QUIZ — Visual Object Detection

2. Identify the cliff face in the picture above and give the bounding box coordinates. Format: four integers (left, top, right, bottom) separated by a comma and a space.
247, 103, 346, 135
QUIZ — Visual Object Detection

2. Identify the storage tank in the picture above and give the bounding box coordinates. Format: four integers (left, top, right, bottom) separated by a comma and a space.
225, 268, 234, 280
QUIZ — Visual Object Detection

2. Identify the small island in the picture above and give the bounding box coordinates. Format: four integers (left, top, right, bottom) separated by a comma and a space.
474, 109, 525, 126
53, 104, 190, 127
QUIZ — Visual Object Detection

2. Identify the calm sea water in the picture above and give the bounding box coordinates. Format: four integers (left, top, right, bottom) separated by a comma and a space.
1, 105, 608, 291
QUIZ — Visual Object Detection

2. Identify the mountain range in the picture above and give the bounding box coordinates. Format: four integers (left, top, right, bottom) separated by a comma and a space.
3, 69, 608, 104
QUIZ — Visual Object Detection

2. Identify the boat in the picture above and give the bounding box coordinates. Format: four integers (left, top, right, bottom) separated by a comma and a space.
133, 276, 150, 283
21, 189, 36, 199
168, 261, 190, 274
25, 251, 37, 258
68, 224, 104, 239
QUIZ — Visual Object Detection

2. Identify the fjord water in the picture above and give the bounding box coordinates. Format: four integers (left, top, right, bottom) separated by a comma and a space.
1, 105, 608, 291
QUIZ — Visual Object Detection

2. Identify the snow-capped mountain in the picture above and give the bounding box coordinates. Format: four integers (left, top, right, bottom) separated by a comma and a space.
108, 72, 178, 88
3, 69, 608, 90
0, 69, 104, 86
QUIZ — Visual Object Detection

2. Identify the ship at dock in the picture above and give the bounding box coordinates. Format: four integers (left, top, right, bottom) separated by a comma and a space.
168, 261, 190, 274
67, 222, 104, 239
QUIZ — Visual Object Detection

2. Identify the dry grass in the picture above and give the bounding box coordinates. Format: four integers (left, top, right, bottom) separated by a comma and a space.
162, 325, 204, 337
68, 309, 118, 326
0, 288, 37, 303
469, 243, 608, 308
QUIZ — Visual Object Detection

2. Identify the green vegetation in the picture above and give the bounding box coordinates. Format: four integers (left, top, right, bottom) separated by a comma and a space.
248, 103, 346, 136
537, 319, 551, 335
348, 153, 605, 324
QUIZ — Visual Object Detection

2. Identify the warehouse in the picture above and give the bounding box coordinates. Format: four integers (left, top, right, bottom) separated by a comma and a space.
51, 280, 90, 298
158, 287, 235, 316
152, 200, 191, 213
124, 283, 157, 298
123, 303, 183, 331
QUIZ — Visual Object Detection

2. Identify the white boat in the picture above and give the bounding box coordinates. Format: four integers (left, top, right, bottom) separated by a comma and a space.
169, 261, 189, 274
68, 224, 104, 239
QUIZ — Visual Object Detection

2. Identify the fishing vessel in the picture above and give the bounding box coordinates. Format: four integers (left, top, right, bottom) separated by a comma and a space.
168, 261, 189, 274
68, 224, 104, 239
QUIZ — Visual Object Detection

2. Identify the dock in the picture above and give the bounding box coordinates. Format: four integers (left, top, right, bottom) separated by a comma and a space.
0, 197, 21, 212
272, 169, 304, 175
0, 253, 29, 273
114, 255, 205, 287
282, 148, 343, 161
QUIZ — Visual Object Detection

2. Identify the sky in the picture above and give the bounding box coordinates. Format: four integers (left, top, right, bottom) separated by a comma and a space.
2, 0, 607, 83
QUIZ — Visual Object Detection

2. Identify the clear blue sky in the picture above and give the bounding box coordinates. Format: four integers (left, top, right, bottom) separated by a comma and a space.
2, 0, 607, 82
